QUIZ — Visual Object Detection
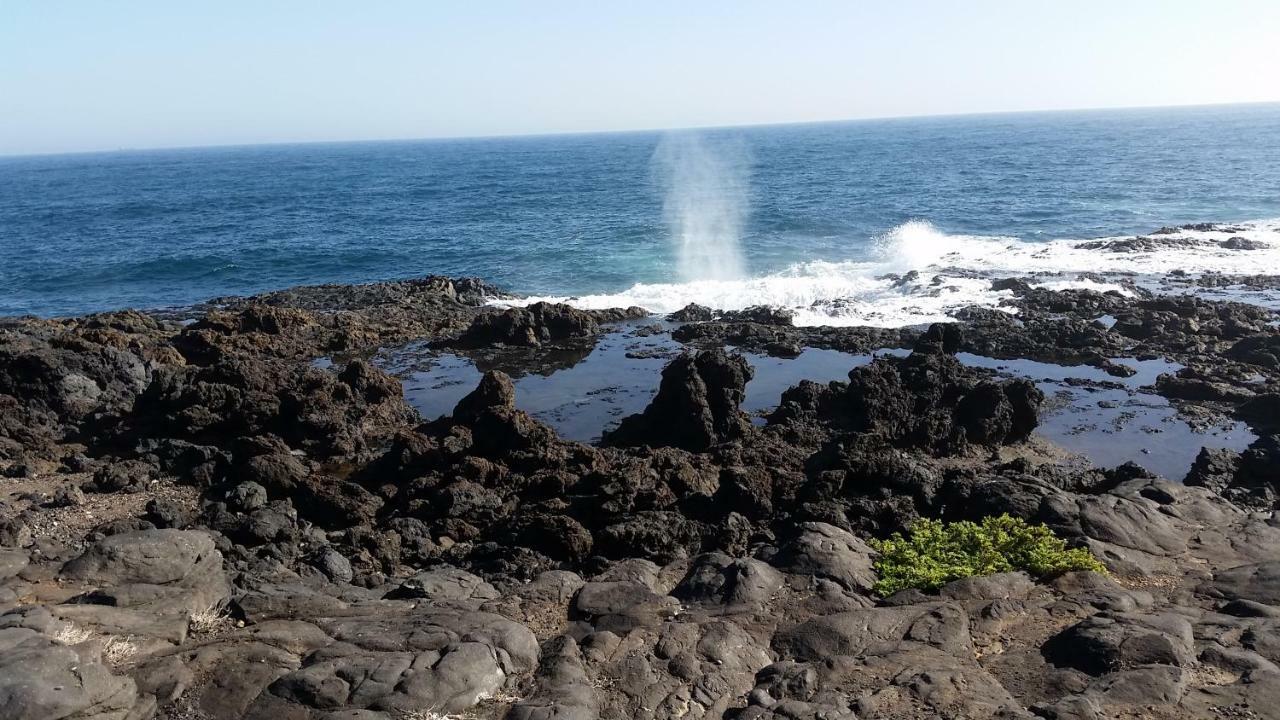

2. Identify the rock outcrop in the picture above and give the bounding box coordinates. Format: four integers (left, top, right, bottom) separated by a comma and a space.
3, 274, 1280, 719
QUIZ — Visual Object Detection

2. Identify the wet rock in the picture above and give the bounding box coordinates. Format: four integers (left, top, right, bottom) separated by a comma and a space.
913, 322, 963, 355
459, 301, 602, 347
991, 277, 1032, 293
1183, 447, 1242, 493
603, 349, 753, 451
667, 303, 715, 322
719, 305, 795, 326
1240, 393, 1280, 431
776, 348, 1043, 455
452, 369, 516, 420
1222, 236, 1268, 250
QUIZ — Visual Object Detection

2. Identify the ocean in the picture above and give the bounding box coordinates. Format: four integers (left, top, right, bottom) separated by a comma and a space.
2, 103, 1279, 321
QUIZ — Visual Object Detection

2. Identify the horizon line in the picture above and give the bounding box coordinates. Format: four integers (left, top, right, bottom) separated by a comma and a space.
4, 99, 1278, 160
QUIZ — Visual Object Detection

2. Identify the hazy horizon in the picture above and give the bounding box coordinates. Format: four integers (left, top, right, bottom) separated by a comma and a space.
4, 100, 1279, 160
4, 1, 1279, 156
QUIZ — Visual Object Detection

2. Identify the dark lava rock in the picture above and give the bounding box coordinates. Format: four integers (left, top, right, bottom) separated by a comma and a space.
50, 483, 86, 508
1221, 236, 1267, 250
452, 369, 516, 420
1228, 333, 1280, 369
718, 305, 795, 326
89, 459, 153, 493
991, 277, 1032, 293
603, 348, 754, 452
667, 303, 716, 322
1239, 394, 1280, 431
458, 302, 602, 347
1075, 236, 1207, 252
1184, 447, 1243, 494
1045, 611, 1195, 675
770, 339, 1042, 455
913, 322, 963, 355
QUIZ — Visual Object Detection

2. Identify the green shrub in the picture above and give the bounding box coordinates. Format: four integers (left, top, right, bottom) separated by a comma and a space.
870, 514, 1106, 596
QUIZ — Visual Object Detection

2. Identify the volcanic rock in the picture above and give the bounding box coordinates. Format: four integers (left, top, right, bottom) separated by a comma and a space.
603, 348, 754, 452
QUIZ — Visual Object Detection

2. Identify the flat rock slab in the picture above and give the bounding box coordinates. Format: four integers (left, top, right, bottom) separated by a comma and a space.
0, 626, 151, 720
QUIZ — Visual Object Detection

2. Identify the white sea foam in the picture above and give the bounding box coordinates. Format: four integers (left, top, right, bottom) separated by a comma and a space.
507, 218, 1280, 328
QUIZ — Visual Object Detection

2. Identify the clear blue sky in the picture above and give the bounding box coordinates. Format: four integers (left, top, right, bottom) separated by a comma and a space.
3, 1, 1278, 155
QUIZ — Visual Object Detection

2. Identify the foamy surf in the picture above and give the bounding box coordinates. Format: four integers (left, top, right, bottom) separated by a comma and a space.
505, 218, 1280, 328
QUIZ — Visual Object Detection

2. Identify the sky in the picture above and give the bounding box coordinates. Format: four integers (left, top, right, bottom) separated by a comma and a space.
2, 1, 1279, 155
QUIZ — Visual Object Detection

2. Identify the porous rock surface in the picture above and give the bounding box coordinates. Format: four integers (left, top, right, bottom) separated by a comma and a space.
3, 265, 1280, 719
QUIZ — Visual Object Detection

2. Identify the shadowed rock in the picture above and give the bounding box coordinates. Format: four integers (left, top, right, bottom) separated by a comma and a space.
459, 302, 602, 347
453, 369, 517, 420
603, 348, 754, 452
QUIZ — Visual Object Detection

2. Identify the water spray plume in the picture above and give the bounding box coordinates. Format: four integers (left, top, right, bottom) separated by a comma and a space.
652, 133, 749, 282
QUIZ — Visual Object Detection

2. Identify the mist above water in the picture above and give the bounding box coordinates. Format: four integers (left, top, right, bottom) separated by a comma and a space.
652, 133, 748, 282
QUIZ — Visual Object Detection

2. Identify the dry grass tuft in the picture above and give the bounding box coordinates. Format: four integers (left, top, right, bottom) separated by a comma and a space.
188, 603, 231, 635
102, 635, 139, 666
51, 623, 94, 646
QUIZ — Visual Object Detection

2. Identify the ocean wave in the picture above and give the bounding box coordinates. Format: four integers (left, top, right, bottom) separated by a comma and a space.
506, 218, 1280, 328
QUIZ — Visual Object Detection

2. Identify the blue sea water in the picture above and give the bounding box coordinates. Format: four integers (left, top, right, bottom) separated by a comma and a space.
2, 103, 1280, 319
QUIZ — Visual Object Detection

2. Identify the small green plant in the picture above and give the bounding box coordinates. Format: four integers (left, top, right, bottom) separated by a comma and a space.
870, 514, 1106, 596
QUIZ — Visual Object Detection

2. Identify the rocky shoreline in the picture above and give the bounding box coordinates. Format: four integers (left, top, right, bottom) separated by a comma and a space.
3, 264, 1280, 719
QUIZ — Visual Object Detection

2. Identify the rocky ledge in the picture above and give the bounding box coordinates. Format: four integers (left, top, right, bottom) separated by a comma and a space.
2, 272, 1280, 719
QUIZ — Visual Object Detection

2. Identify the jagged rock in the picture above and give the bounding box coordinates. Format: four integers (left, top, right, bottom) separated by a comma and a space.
603, 349, 753, 451
596, 510, 704, 564
51, 482, 86, 507
145, 498, 190, 529
1184, 446, 1243, 493
89, 460, 153, 493
674, 553, 784, 609
719, 305, 795, 326
226, 480, 269, 512
453, 369, 516, 420
459, 302, 601, 347
667, 303, 715, 322
913, 322, 963, 354
772, 347, 1042, 455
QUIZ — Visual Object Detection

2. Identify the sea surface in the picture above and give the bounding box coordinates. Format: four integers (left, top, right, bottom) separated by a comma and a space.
3, 103, 1280, 320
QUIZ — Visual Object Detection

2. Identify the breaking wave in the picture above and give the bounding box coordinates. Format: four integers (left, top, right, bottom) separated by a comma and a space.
509, 218, 1280, 328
